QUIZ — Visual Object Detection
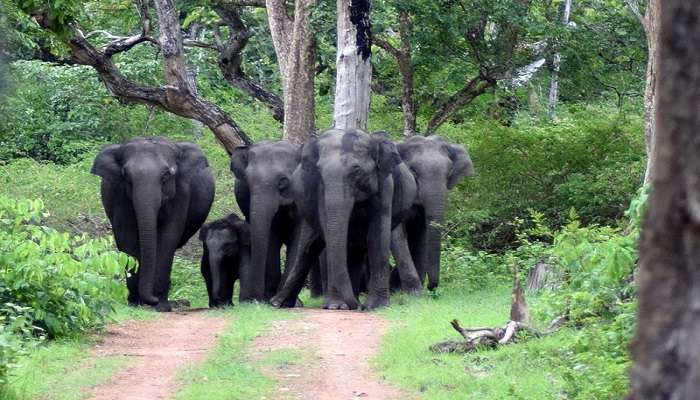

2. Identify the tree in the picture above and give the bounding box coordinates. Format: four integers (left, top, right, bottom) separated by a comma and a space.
547, 0, 572, 119
374, 8, 415, 136
18, 0, 252, 153
373, 0, 546, 135
333, 0, 372, 130
266, 0, 318, 144
629, 1, 700, 397
623, 0, 659, 184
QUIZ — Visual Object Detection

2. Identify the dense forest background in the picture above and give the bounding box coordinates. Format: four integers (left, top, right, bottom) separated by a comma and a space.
0, 0, 651, 398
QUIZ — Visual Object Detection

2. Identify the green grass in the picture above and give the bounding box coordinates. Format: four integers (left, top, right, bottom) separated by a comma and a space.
374, 286, 570, 399
174, 304, 294, 400
3, 338, 127, 400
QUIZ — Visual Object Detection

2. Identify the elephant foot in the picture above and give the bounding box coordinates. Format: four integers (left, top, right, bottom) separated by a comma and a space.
323, 295, 359, 310
363, 294, 389, 310
402, 282, 423, 297
269, 295, 297, 308
154, 301, 173, 312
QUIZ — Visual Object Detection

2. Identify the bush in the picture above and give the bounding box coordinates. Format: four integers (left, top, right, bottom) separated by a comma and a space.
440, 105, 645, 250
0, 196, 130, 339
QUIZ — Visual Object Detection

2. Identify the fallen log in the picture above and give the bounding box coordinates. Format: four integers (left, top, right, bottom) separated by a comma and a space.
430, 261, 564, 354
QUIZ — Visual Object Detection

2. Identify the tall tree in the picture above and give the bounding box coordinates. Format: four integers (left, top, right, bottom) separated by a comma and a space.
547, 0, 572, 119
629, 1, 700, 397
266, 0, 317, 144
333, 0, 372, 130
624, 0, 659, 184
374, 8, 415, 136
19, 0, 251, 153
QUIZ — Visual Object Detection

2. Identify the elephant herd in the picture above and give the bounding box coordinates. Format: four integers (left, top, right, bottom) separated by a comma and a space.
91, 129, 473, 312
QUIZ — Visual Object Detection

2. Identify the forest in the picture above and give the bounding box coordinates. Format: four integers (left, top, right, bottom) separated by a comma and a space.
0, 0, 686, 399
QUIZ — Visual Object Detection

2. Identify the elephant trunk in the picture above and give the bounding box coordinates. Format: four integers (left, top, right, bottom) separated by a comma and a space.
241, 194, 276, 302
420, 183, 447, 290
132, 182, 161, 305
323, 186, 356, 304
208, 250, 224, 306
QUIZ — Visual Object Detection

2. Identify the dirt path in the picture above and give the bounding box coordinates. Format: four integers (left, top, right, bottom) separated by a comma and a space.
87, 311, 227, 400
251, 309, 407, 400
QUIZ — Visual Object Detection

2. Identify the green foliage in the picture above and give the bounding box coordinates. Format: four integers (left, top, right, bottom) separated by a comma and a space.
442, 105, 644, 250
0, 196, 130, 338
0, 195, 131, 388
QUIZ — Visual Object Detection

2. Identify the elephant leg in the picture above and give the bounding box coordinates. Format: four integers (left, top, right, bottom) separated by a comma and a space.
200, 247, 215, 307
264, 232, 282, 300
218, 255, 236, 307
309, 256, 324, 298
152, 228, 180, 312
364, 191, 393, 310
407, 218, 428, 285
348, 251, 366, 297
126, 268, 140, 305
391, 224, 422, 296
319, 249, 328, 295
271, 221, 318, 308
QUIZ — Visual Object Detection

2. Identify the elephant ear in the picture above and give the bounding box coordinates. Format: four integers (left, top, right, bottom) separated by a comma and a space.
198, 223, 210, 242
371, 132, 401, 178
230, 145, 250, 180
447, 143, 475, 189
91, 144, 123, 181
176, 142, 209, 173
234, 219, 251, 247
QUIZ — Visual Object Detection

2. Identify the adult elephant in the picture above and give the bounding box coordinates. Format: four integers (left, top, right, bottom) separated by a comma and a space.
271, 129, 416, 310
391, 135, 474, 293
230, 140, 303, 302
92, 137, 214, 312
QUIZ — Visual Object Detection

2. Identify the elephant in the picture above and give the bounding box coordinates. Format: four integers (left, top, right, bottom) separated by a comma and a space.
199, 213, 251, 308
230, 140, 304, 302
91, 136, 214, 312
390, 135, 474, 293
270, 129, 417, 310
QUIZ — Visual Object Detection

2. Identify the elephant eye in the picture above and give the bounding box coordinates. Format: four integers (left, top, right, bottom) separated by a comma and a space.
278, 176, 290, 190
161, 167, 174, 182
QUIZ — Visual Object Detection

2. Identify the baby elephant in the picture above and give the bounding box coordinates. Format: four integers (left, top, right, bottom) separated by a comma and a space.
199, 214, 251, 307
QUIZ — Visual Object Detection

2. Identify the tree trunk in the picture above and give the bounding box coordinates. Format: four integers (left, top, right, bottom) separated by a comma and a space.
547, 0, 572, 120
628, 2, 700, 398
266, 0, 317, 144
333, 0, 372, 131
642, 0, 660, 185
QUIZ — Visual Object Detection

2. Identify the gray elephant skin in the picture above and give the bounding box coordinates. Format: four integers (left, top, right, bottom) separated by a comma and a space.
92, 137, 215, 312
199, 213, 251, 307
271, 129, 417, 310
230, 140, 306, 302
391, 135, 474, 293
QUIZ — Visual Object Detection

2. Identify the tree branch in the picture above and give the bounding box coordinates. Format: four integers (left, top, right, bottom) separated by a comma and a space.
623, 0, 647, 31
425, 76, 496, 135
213, 3, 284, 122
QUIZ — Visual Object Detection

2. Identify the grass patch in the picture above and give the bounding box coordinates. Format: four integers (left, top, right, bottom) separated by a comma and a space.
3, 338, 128, 400
174, 303, 294, 400
374, 286, 568, 399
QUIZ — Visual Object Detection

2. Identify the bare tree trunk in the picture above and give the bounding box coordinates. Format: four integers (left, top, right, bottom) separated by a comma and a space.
629, 1, 700, 398
547, 0, 572, 120
266, 0, 317, 144
624, 0, 659, 185
333, 0, 372, 131
374, 10, 416, 136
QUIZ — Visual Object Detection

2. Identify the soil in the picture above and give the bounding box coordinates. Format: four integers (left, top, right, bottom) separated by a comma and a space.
86, 310, 227, 400
250, 309, 408, 400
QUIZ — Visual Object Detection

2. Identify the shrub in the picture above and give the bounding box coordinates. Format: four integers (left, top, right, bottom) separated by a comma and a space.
0, 196, 130, 339
440, 105, 645, 250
